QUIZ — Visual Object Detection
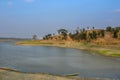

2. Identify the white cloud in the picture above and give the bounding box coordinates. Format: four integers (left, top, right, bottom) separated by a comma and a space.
115, 9, 120, 12
25, 0, 35, 3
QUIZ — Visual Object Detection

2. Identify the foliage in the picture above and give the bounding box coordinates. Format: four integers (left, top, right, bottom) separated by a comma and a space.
100, 30, 105, 37
43, 34, 52, 40
57, 29, 68, 40
113, 30, 118, 38
32, 35, 37, 40
106, 26, 112, 32
57, 29, 68, 34
42, 26, 120, 41
92, 31, 97, 39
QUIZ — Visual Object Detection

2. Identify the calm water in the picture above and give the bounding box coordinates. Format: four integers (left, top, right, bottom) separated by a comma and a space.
0, 42, 120, 79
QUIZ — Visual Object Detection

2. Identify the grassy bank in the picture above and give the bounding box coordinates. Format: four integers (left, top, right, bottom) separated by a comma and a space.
16, 40, 120, 57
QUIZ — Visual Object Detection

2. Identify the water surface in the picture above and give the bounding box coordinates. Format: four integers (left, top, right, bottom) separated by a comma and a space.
0, 42, 120, 79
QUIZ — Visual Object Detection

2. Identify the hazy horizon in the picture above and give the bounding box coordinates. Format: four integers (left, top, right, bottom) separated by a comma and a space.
0, 0, 120, 38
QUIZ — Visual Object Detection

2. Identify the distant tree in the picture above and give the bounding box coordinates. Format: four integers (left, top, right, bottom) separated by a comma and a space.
58, 29, 68, 40
93, 27, 95, 29
75, 27, 80, 34
87, 27, 89, 30
100, 30, 105, 37
111, 28, 115, 33
113, 31, 118, 38
115, 27, 120, 32
69, 33, 76, 41
58, 29, 68, 34
82, 28, 85, 32
62, 32, 68, 40
69, 28, 88, 41
79, 32, 87, 40
106, 26, 112, 32
69, 32, 72, 37
53, 33, 55, 36
47, 34, 52, 37
92, 31, 97, 39
88, 31, 97, 39
32, 35, 37, 40
43, 34, 52, 40
89, 33, 93, 39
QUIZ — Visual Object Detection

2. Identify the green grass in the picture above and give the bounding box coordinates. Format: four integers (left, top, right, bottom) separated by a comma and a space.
92, 49, 120, 57
111, 54, 120, 57
18, 40, 53, 45
94, 50, 109, 54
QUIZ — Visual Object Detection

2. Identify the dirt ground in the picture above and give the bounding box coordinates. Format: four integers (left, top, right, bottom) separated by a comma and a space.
0, 69, 108, 80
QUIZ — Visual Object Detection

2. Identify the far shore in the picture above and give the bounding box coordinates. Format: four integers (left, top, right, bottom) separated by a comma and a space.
16, 40, 120, 57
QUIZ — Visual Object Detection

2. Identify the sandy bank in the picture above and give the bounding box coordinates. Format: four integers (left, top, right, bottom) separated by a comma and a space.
0, 68, 107, 80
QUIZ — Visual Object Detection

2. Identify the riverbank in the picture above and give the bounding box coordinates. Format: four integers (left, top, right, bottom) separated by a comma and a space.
0, 68, 77, 80
16, 40, 120, 57
0, 68, 107, 80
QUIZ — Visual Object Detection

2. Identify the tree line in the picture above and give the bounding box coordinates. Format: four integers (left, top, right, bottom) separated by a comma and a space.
37, 26, 120, 41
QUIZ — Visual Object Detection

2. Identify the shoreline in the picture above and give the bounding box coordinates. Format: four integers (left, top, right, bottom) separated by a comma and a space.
0, 68, 79, 80
0, 68, 109, 80
16, 40, 120, 58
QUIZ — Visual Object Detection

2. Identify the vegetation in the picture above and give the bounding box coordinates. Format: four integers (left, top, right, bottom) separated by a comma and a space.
106, 26, 112, 32
32, 35, 37, 40
17, 26, 120, 57
57, 29, 68, 40
17, 40, 54, 45
47, 26, 120, 42
43, 34, 52, 40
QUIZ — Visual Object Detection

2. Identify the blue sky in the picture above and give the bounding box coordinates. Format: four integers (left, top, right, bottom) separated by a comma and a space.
0, 0, 120, 38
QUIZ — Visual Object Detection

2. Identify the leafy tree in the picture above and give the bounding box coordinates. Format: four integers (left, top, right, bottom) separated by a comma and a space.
58, 29, 68, 40
69, 28, 87, 41
79, 32, 87, 40
69, 33, 76, 41
82, 28, 85, 32
113, 31, 118, 38
100, 30, 105, 37
115, 27, 120, 32
43, 34, 52, 40
92, 31, 97, 39
75, 29, 79, 35
89, 33, 93, 39
87, 27, 89, 30
88, 31, 97, 39
58, 29, 68, 34
33, 35, 37, 40
106, 26, 112, 32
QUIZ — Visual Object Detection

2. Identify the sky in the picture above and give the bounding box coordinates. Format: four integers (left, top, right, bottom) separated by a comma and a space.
0, 0, 120, 38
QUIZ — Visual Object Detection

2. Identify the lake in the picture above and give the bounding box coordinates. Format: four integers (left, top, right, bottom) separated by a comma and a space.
0, 42, 120, 79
